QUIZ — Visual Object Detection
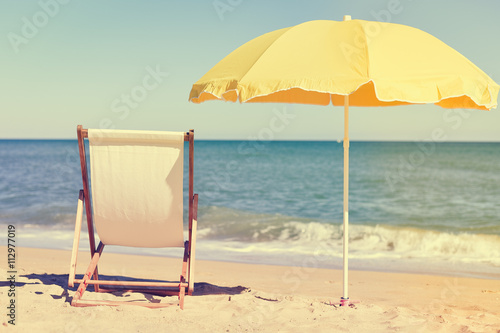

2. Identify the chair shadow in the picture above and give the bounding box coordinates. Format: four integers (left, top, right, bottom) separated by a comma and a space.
19, 273, 248, 303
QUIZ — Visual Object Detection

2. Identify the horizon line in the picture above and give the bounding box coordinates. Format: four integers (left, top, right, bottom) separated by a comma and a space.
1, 138, 500, 143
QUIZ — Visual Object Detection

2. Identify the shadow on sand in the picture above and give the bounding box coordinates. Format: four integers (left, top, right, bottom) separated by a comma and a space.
11, 273, 248, 303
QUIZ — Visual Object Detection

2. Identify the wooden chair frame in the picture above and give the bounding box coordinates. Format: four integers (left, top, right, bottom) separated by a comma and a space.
68, 125, 198, 309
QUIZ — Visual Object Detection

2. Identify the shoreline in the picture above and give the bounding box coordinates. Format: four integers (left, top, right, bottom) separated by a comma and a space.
15, 242, 500, 281
2, 246, 499, 332
10, 223, 500, 281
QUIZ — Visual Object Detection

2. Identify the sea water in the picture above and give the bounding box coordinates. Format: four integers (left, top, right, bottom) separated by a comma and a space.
0, 140, 499, 279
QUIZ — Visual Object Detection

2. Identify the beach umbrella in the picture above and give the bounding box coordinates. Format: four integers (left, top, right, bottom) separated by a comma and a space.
188, 16, 499, 306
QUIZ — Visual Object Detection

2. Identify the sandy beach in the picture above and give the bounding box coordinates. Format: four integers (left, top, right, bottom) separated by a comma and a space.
3, 1, 500, 332
1, 246, 498, 332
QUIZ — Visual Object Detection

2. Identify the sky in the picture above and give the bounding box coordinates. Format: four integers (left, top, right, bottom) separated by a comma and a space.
1, 0, 499, 141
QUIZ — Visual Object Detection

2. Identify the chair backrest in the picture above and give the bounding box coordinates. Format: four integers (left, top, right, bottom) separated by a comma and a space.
86, 129, 187, 248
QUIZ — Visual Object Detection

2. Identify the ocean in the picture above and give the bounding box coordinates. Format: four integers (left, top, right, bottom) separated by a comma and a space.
1, 140, 499, 279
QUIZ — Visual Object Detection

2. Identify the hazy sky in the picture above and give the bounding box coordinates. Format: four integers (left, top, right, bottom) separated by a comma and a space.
1, 0, 499, 140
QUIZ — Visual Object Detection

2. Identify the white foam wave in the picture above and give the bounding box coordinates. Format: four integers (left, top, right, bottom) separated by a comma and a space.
7, 215, 500, 279
198, 220, 500, 266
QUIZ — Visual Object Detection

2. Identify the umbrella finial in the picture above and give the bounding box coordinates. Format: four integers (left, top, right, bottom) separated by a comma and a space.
343, 15, 351, 21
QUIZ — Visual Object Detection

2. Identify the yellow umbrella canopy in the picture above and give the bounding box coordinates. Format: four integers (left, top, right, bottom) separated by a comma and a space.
189, 17, 499, 306
190, 19, 499, 110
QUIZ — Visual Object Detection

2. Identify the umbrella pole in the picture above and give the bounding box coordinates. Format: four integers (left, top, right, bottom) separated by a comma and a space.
341, 95, 350, 306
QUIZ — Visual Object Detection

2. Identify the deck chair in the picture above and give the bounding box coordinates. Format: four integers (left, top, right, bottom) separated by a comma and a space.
68, 125, 198, 309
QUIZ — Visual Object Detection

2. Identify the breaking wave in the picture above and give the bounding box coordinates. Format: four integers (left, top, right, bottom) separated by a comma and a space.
197, 206, 500, 266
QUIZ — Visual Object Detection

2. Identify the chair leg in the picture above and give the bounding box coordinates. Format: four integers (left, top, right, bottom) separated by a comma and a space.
71, 240, 190, 309
179, 276, 186, 310
188, 217, 197, 296
71, 242, 104, 306
177, 241, 189, 309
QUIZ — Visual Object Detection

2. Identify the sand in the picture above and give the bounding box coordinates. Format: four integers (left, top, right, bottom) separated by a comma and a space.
1, 246, 499, 332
